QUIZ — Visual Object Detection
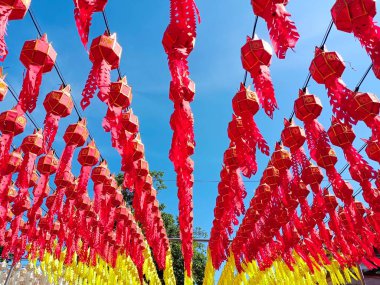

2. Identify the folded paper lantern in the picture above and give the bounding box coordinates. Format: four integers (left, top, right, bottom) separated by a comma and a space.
0, 0, 30, 61
309, 47, 355, 125
19, 34, 56, 113
77, 140, 100, 194
43, 85, 73, 151
231, 84, 269, 177
57, 119, 89, 177
73, 0, 108, 49
250, 0, 299, 59
241, 37, 277, 118
331, 0, 380, 78
0, 106, 26, 168
348, 92, 380, 141
81, 32, 122, 109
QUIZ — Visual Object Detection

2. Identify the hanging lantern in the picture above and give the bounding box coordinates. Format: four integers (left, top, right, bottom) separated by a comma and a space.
57, 119, 89, 177
103, 77, 133, 148
331, 0, 380, 78
241, 36, 277, 118
364, 137, 380, 163
271, 143, 292, 171
77, 140, 100, 194
0, 0, 30, 61
19, 34, 56, 113
230, 84, 269, 176
309, 47, 356, 125
0, 106, 26, 167
348, 92, 380, 141
15, 129, 43, 193
281, 119, 306, 152
250, 0, 299, 59
43, 85, 73, 151
91, 160, 110, 213
27, 150, 58, 238
81, 32, 122, 109
0, 68, 8, 101
73, 0, 108, 49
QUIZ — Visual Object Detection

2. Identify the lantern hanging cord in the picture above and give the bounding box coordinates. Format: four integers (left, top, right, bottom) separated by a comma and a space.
243, 16, 259, 86
354, 63, 373, 92
27, 9, 106, 161
102, 10, 122, 79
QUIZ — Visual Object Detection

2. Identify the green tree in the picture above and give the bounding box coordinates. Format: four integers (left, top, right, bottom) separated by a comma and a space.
116, 171, 207, 284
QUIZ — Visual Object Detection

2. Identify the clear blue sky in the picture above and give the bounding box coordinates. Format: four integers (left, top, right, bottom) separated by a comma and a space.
2, 0, 378, 262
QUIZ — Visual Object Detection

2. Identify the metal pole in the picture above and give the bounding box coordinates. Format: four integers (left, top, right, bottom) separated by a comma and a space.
356, 263, 366, 285
4, 264, 14, 285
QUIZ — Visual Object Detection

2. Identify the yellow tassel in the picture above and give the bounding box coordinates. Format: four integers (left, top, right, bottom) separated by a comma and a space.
202, 249, 216, 285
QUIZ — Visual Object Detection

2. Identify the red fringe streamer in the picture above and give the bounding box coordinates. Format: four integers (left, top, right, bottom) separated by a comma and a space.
43, 113, 60, 152
74, 1, 95, 49
268, 4, 299, 59
326, 77, 356, 125
15, 152, 37, 191
252, 65, 277, 118
0, 6, 11, 61
0, 133, 13, 168
57, 144, 76, 177
97, 60, 111, 102
77, 165, 91, 194
18, 64, 43, 113
81, 62, 100, 110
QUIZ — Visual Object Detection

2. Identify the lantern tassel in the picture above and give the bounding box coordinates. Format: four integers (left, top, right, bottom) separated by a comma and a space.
326, 77, 356, 125
97, 60, 111, 102
251, 65, 277, 118
16, 152, 37, 190
18, 64, 44, 113
77, 165, 91, 194
352, 18, 380, 78
81, 62, 100, 110
74, 3, 94, 49
0, 133, 13, 167
0, 6, 12, 61
57, 144, 76, 176
269, 4, 299, 59
43, 113, 60, 152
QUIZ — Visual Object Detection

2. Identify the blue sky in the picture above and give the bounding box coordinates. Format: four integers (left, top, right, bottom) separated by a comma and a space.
2, 0, 379, 268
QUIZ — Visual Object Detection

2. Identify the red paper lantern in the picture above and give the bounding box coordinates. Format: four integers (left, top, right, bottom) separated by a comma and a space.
19, 34, 57, 113
43, 85, 73, 151
241, 36, 277, 118
301, 164, 323, 188
327, 117, 355, 147
331, 0, 380, 78
349, 92, 380, 141
73, 0, 108, 49
281, 119, 306, 151
77, 140, 100, 194
0, 0, 30, 61
250, 0, 299, 59
294, 89, 323, 123
122, 109, 139, 135
232, 83, 260, 117
0, 106, 26, 167
57, 119, 89, 177
262, 165, 280, 187
81, 32, 122, 109
271, 143, 292, 171
365, 138, 380, 163
108, 76, 132, 109
309, 47, 355, 124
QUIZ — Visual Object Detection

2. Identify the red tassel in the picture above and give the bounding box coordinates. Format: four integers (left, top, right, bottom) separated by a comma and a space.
57, 144, 76, 176
74, 2, 94, 49
326, 78, 356, 125
18, 64, 43, 113
43, 113, 60, 152
97, 60, 111, 102
252, 65, 277, 118
15, 152, 37, 190
268, 4, 299, 59
0, 6, 12, 61
0, 133, 13, 167
81, 62, 99, 109
78, 165, 91, 194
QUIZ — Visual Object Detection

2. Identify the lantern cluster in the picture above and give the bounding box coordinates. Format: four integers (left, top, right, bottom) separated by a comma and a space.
162, 0, 200, 280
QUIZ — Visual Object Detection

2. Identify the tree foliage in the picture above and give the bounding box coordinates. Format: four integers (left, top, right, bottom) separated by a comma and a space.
116, 171, 207, 284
